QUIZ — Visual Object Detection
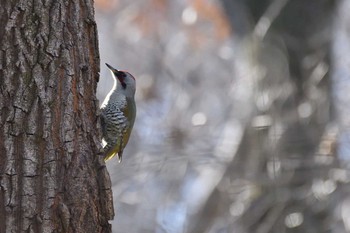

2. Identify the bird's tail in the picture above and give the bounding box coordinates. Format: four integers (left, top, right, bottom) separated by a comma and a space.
103, 151, 116, 162
117, 150, 123, 163
104, 149, 123, 163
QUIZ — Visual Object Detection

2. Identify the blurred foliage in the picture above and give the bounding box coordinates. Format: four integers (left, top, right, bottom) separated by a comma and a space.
95, 0, 350, 232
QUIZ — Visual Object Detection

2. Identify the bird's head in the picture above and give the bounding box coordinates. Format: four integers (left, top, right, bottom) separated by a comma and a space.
106, 63, 136, 98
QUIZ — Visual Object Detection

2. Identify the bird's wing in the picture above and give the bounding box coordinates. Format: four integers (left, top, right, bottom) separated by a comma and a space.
103, 104, 129, 162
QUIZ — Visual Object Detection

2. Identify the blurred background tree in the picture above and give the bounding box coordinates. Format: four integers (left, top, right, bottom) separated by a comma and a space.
95, 0, 350, 232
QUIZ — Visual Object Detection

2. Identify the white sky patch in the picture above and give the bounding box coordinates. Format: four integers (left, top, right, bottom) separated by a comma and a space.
191, 112, 207, 126
182, 7, 197, 25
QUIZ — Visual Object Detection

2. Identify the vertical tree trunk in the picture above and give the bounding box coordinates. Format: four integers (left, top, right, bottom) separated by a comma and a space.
0, 1, 114, 232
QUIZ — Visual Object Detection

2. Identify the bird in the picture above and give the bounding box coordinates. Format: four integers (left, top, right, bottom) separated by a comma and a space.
100, 63, 136, 162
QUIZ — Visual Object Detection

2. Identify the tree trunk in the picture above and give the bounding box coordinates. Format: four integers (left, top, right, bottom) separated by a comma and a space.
0, 1, 114, 232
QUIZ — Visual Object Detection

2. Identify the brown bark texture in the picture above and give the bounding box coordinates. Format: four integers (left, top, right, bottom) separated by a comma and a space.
0, 1, 114, 232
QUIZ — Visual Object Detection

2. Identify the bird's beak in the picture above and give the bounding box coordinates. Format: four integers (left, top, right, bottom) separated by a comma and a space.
106, 63, 118, 72
106, 63, 125, 82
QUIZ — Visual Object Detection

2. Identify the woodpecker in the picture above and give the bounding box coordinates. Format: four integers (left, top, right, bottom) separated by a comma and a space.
100, 63, 136, 162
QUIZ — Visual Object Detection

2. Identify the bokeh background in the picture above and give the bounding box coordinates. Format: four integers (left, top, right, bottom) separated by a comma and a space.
95, 0, 350, 232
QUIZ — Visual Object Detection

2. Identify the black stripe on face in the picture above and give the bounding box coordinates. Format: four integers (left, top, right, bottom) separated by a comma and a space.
114, 71, 126, 79
114, 71, 127, 89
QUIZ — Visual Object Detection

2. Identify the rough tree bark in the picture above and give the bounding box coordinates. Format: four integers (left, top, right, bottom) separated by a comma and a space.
0, 1, 114, 232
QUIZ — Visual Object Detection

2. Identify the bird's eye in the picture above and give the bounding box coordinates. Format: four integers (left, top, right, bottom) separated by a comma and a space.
121, 82, 127, 89
115, 71, 126, 78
